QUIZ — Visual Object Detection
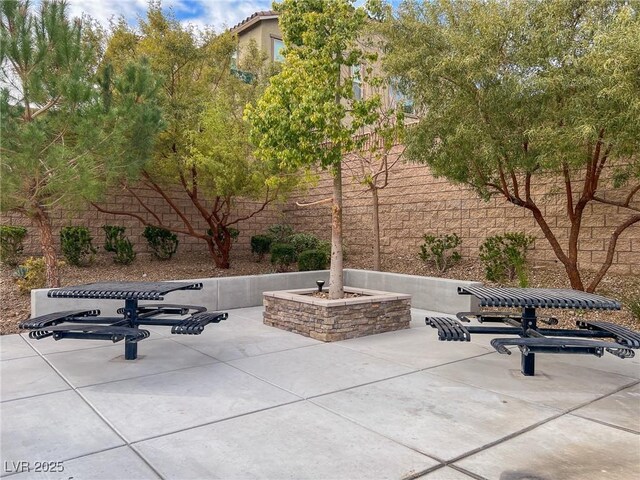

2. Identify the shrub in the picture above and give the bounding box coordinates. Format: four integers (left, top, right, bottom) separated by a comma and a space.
60, 226, 96, 266
298, 249, 329, 271
102, 225, 136, 265
270, 243, 296, 272
479, 232, 535, 286
113, 237, 136, 265
0, 225, 27, 266
143, 226, 179, 260
15, 257, 64, 294
289, 233, 321, 254
250, 234, 273, 262
267, 223, 295, 243
419, 233, 462, 272
103, 225, 126, 253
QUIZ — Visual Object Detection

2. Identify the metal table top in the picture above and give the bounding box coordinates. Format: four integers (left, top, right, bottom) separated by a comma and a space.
457, 286, 621, 310
47, 281, 203, 301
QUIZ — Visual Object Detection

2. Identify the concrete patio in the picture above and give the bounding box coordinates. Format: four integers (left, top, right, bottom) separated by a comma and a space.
1, 306, 639, 479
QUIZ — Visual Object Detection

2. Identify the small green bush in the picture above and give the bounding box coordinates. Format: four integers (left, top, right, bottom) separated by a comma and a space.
419, 233, 462, 272
103, 226, 125, 253
289, 233, 321, 254
15, 257, 64, 294
298, 249, 329, 271
318, 240, 331, 258
60, 226, 96, 266
267, 223, 294, 243
479, 232, 535, 286
250, 234, 273, 262
270, 243, 296, 272
102, 225, 136, 265
143, 226, 178, 260
113, 237, 136, 265
0, 225, 27, 266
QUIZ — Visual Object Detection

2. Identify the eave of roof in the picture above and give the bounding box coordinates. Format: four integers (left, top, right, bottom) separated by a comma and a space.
230, 10, 279, 34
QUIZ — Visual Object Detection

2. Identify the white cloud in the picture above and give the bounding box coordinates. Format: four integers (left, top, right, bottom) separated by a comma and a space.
58, 0, 272, 32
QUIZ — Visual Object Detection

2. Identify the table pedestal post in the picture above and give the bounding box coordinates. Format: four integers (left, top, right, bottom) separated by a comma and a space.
123, 298, 139, 360
521, 307, 537, 376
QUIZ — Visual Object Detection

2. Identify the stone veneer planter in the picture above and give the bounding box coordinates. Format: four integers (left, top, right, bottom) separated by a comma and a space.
263, 287, 411, 342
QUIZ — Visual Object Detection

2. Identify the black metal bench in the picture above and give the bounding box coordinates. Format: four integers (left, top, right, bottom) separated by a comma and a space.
425, 287, 638, 376
489, 337, 635, 359
577, 320, 640, 349
21, 281, 228, 360
19, 310, 101, 330
425, 317, 471, 341
171, 312, 228, 335
28, 324, 151, 343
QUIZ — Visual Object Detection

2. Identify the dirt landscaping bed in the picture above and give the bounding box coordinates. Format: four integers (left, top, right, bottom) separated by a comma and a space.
1, 251, 638, 335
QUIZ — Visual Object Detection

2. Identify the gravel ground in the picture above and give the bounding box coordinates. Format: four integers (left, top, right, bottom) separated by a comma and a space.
1, 251, 638, 335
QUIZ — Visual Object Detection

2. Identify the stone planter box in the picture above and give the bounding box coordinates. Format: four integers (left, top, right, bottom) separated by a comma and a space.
263, 287, 411, 342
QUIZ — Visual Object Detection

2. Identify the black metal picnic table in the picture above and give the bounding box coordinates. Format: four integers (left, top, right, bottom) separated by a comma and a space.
19, 281, 228, 360
426, 286, 640, 376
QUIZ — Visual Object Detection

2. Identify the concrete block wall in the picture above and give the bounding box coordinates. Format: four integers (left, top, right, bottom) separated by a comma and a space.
31, 269, 477, 316
2, 184, 285, 258
4, 146, 638, 274
282, 148, 639, 275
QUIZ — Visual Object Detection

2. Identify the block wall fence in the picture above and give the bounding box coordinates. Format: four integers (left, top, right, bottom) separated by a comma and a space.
2, 144, 638, 274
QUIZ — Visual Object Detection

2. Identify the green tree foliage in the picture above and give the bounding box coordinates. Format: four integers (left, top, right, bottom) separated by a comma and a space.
0, 0, 162, 286
384, 0, 640, 292
247, 0, 390, 298
94, 3, 298, 269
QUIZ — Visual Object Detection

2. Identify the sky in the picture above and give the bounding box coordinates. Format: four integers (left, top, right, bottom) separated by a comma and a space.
61, 0, 277, 32
59, 0, 398, 33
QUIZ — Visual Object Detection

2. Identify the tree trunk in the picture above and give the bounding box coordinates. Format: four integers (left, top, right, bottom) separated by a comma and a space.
329, 163, 344, 299
32, 206, 60, 288
371, 186, 381, 271
205, 237, 231, 269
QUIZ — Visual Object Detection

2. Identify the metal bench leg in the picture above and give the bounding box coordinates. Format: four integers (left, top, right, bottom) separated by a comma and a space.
123, 298, 139, 360
521, 307, 536, 376
125, 340, 138, 360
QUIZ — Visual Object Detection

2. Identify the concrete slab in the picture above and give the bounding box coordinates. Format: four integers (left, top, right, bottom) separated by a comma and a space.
44, 338, 218, 387
428, 351, 638, 410
338, 327, 494, 370
418, 466, 477, 479
0, 335, 36, 361
546, 350, 640, 380
170, 315, 320, 362
10, 446, 160, 480
0, 390, 123, 466
229, 306, 268, 321
572, 383, 640, 433
80, 362, 301, 442
228, 343, 415, 398
22, 330, 132, 355
455, 415, 640, 480
313, 370, 559, 461
134, 401, 438, 479
411, 308, 448, 329
1, 356, 69, 402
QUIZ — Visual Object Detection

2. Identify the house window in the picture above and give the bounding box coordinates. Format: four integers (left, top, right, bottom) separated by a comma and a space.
272, 37, 284, 62
351, 64, 362, 100
230, 50, 238, 69
389, 80, 414, 114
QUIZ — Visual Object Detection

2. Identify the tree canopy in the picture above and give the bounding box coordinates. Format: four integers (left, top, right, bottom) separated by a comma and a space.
383, 0, 640, 291
247, 0, 397, 298
0, 0, 162, 286
95, 3, 297, 268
